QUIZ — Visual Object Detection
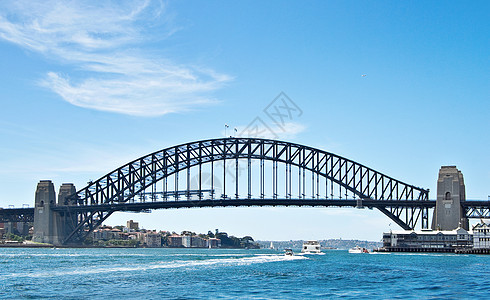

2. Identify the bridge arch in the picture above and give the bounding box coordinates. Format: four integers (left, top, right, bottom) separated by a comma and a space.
61, 138, 430, 244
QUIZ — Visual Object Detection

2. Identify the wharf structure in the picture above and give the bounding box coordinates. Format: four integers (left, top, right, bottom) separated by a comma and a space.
378, 166, 489, 254
380, 228, 472, 253
380, 223, 490, 254
455, 222, 490, 254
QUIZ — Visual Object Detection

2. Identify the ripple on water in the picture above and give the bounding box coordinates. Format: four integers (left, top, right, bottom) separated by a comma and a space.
1, 248, 490, 298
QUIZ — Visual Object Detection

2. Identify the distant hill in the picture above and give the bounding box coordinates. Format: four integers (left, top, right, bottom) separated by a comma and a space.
257, 239, 382, 251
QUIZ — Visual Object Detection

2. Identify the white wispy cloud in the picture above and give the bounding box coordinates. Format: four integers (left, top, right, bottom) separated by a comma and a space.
0, 1, 231, 116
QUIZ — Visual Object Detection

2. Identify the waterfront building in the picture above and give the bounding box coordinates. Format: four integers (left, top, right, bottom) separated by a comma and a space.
182, 235, 191, 247
166, 234, 220, 248
190, 236, 207, 248
208, 238, 221, 248
128, 232, 138, 241
144, 232, 162, 247
92, 226, 122, 241
118, 232, 130, 240
92, 229, 103, 240
110, 228, 122, 239
167, 234, 183, 247
382, 227, 472, 252
88, 222, 226, 248
127, 220, 139, 231
134, 231, 148, 243
473, 222, 490, 249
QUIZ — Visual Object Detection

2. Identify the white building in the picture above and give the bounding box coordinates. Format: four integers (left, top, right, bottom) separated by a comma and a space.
382, 227, 472, 251
473, 222, 490, 249
182, 235, 191, 248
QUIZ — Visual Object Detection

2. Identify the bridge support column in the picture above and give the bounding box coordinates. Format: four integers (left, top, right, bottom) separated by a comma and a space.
32, 181, 76, 245
5, 222, 29, 236
57, 183, 77, 243
32, 180, 58, 244
4, 222, 14, 235
431, 166, 468, 231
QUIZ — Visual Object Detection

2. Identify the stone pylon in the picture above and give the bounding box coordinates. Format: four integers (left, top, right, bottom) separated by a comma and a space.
431, 166, 468, 231
32, 181, 77, 245
32, 180, 58, 244
57, 183, 77, 243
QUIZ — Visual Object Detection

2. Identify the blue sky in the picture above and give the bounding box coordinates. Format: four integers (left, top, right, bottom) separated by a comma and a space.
0, 1, 488, 241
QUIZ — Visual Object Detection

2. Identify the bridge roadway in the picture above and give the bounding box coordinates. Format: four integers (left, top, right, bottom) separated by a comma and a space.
50, 198, 436, 213
0, 207, 34, 222
3, 199, 490, 223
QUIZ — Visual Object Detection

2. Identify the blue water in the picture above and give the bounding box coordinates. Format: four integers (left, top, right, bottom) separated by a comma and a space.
0, 248, 489, 299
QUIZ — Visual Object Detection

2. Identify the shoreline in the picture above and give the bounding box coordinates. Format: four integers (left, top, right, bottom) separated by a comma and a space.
0, 243, 255, 249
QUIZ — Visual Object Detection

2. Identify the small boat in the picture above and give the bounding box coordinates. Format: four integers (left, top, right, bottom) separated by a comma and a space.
348, 246, 369, 254
269, 242, 275, 250
284, 248, 294, 256
300, 240, 324, 255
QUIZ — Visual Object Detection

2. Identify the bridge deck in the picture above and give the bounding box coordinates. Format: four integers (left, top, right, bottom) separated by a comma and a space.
50, 199, 436, 213
3, 200, 490, 223
0, 207, 34, 222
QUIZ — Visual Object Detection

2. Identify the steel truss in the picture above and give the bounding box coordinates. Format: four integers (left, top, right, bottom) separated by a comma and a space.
0, 208, 34, 223
57, 138, 431, 244
463, 201, 490, 218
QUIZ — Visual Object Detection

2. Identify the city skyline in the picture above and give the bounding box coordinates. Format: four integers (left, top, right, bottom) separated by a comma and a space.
0, 1, 489, 241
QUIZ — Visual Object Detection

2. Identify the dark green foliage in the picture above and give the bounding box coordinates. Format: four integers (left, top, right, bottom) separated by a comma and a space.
5, 233, 24, 242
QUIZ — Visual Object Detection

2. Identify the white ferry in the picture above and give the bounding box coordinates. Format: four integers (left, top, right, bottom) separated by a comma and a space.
348, 246, 369, 254
300, 240, 324, 255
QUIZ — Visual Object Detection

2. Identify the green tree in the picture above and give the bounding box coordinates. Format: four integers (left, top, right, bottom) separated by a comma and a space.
242, 236, 254, 243
6, 233, 23, 242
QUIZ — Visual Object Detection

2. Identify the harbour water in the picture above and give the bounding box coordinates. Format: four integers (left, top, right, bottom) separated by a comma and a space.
1, 247, 489, 299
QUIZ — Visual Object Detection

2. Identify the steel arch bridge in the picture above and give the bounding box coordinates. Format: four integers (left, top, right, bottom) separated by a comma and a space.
54, 137, 432, 245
